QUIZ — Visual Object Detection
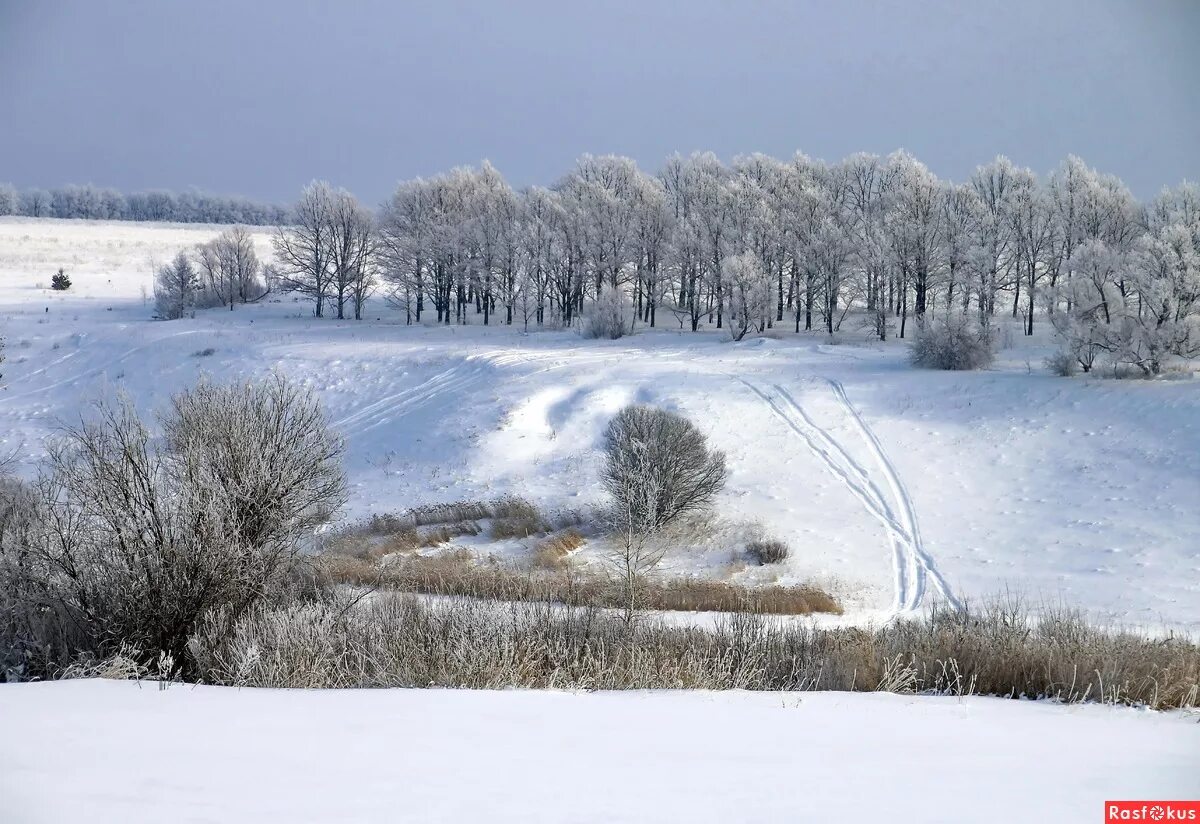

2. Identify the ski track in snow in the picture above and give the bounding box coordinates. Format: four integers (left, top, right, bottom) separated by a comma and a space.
741, 376, 960, 614
824, 378, 961, 611
0, 329, 206, 402
329, 347, 684, 439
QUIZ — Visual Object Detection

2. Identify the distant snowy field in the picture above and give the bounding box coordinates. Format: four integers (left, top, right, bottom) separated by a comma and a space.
1, 217, 1198, 629
2, 679, 1197, 824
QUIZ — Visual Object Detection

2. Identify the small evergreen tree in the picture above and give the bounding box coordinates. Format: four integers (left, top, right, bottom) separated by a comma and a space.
50, 269, 71, 291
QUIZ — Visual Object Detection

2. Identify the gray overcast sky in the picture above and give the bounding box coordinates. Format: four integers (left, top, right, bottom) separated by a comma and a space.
1, 0, 1197, 203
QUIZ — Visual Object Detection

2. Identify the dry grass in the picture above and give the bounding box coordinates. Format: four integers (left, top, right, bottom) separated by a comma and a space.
316, 550, 841, 617
347, 497, 543, 538
190, 593, 1200, 709
490, 513, 550, 540
320, 520, 482, 560
643, 578, 838, 615
532, 530, 586, 569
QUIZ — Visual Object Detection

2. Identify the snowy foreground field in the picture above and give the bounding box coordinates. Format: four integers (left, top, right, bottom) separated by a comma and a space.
2, 680, 1197, 824
2, 217, 1198, 629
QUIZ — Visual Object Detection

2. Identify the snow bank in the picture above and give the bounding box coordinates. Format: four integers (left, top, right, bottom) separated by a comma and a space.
1, 680, 1195, 823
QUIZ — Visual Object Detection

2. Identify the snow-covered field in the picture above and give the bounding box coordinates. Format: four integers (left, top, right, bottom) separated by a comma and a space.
0, 679, 1195, 824
2, 217, 1199, 629
3, 217, 1200, 822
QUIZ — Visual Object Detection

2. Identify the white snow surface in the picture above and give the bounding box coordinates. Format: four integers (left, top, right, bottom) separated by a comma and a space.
2, 217, 1199, 629
2, 679, 1197, 823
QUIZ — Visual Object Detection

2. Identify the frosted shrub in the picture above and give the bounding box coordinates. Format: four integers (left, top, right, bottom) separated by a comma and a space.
0, 374, 346, 677
1044, 349, 1078, 377
746, 538, 790, 565
582, 288, 629, 339
909, 316, 995, 371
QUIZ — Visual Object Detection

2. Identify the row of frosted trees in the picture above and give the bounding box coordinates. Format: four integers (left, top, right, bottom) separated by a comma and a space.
354, 153, 1197, 362
0, 182, 288, 225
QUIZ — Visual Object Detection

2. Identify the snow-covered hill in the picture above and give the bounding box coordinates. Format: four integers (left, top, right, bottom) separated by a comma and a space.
2, 217, 1198, 630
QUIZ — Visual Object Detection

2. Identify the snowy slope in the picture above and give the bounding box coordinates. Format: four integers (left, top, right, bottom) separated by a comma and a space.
2, 680, 1197, 824
1, 217, 1198, 629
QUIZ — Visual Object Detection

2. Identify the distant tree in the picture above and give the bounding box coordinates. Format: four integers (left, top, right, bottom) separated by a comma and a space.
12, 185, 286, 225
212, 226, 265, 309
154, 251, 199, 319
273, 182, 337, 317
19, 189, 50, 217
50, 269, 71, 291
326, 191, 376, 320
0, 184, 17, 216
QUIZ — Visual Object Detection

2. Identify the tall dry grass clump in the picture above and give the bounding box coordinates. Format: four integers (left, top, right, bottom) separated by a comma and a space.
189, 593, 1200, 709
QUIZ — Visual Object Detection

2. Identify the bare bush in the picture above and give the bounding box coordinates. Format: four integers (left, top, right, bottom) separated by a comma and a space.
745, 538, 790, 565
909, 316, 995, 370
191, 593, 1199, 709
1044, 349, 1078, 377
163, 372, 347, 553
0, 375, 346, 678
581, 288, 629, 339
346, 497, 543, 536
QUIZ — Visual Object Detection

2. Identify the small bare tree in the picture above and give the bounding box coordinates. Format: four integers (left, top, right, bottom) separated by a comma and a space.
601, 405, 727, 620
274, 181, 336, 317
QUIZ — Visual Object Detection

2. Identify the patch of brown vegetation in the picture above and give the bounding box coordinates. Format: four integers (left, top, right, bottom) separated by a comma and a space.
531, 529, 586, 570
317, 549, 840, 617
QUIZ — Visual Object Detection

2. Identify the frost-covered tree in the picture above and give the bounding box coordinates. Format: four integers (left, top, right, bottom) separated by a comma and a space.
19, 189, 50, 217
198, 226, 264, 310
968, 157, 1020, 330
273, 182, 337, 317
0, 184, 17, 216
723, 251, 771, 341
154, 251, 200, 320
1116, 223, 1200, 374
326, 190, 375, 320
1007, 167, 1056, 335
884, 152, 943, 335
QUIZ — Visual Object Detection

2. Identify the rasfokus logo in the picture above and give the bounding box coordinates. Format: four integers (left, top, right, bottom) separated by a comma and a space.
1106, 801, 1200, 821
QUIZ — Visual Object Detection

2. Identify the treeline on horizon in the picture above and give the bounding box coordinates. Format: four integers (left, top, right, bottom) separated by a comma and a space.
0, 182, 289, 226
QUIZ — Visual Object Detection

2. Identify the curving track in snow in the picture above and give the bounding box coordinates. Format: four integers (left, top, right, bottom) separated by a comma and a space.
741, 377, 960, 614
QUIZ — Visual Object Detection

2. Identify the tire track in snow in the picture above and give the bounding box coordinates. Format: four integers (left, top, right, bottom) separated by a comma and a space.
741, 378, 960, 614
740, 379, 910, 613
825, 379, 961, 611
